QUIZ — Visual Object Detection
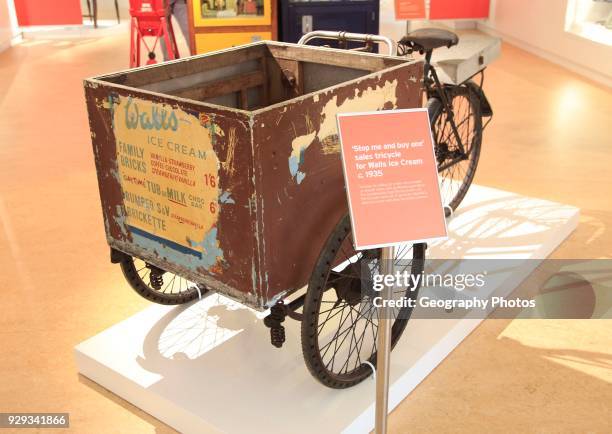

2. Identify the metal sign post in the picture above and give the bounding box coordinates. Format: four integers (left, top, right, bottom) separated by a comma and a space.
375, 245, 394, 434
336, 109, 448, 434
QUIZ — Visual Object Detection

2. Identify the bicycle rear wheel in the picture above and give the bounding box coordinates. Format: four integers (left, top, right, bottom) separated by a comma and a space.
428, 84, 482, 213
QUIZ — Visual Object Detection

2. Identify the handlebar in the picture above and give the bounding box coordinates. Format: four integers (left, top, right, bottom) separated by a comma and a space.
297, 31, 397, 56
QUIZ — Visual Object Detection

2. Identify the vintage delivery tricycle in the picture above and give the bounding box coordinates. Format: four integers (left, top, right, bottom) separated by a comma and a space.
85, 30, 490, 388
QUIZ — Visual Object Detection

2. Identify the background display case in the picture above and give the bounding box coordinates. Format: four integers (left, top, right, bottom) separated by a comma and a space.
188, 0, 277, 54
279, 0, 379, 47
565, 0, 612, 46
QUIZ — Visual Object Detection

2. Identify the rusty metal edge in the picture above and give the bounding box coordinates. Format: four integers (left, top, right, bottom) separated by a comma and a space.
85, 41, 422, 118
109, 238, 263, 310
88, 40, 409, 84
252, 58, 424, 115
83, 77, 254, 119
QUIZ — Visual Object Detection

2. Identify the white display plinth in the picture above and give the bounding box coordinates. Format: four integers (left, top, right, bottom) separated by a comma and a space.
75, 185, 579, 434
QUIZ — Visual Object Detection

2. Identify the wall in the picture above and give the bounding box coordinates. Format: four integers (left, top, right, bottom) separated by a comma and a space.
0, 0, 13, 51
479, 0, 612, 87
14, 0, 82, 26
81, 0, 128, 22
380, 0, 409, 42
380, 0, 441, 42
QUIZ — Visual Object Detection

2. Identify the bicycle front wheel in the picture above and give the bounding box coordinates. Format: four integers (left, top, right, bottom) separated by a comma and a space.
301, 214, 425, 388
428, 84, 483, 213
120, 256, 207, 305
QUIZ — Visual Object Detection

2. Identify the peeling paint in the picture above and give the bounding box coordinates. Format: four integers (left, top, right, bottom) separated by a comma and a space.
288, 131, 315, 184
223, 127, 237, 175
114, 205, 130, 237
189, 227, 224, 270
318, 79, 399, 139
266, 290, 288, 308
251, 262, 258, 291
321, 135, 340, 154
219, 191, 235, 204
109, 166, 121, 183
289, 79, 399, 167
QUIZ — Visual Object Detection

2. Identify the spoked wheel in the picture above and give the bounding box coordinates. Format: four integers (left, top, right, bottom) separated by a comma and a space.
301, 215, 426, 388
120, 256, 207, 305
428, 83, 482, 214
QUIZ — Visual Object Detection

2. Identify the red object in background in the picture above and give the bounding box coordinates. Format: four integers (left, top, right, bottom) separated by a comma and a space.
129, 0, 179, 67
243, 0, 257, 15
394, 0, 426, 20
430, 0, 490, 19
14, 0, 82, 26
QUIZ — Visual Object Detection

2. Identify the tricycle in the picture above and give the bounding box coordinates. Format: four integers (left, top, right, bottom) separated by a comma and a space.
85, 30, 491, 388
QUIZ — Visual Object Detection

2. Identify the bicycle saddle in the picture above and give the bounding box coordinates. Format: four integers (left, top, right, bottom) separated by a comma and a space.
399, 28, 459, 51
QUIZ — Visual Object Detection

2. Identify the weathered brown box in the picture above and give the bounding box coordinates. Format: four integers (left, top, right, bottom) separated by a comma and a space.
85, 41, 423, 309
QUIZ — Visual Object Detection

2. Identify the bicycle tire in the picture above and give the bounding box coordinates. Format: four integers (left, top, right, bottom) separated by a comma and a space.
120, 256, 206, 305
428, 83, 483, 213
301, 214, 425, 388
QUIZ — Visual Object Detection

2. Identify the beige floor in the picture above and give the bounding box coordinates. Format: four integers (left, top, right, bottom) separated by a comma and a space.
0, 31, 610, 434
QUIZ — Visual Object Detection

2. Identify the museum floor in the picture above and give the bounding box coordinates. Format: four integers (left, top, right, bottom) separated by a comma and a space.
0, 31, 610, 433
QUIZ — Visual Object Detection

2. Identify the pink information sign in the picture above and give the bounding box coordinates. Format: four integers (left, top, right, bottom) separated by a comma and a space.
336, 109, 447, 250
394, 0, 426, 20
